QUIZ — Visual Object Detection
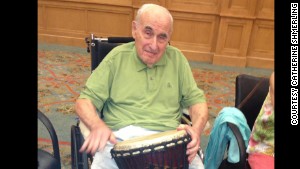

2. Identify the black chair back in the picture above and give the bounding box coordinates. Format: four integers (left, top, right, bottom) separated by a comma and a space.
235, 74, 269, 129
91, 41, 122, 71
38, 109, 61, 169
219, 74, 270, 169
85, 35, 135, 71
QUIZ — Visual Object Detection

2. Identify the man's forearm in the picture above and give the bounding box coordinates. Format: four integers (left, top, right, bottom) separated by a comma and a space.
188, 102, 208, 136
75, 98, 104, 130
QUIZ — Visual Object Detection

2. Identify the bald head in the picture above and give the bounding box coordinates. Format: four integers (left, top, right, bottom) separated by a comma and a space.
135, 4, 173, 33
132, 4, 173, 68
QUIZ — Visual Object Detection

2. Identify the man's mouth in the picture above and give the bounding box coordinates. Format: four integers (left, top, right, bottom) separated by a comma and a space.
145, 50, 158, 56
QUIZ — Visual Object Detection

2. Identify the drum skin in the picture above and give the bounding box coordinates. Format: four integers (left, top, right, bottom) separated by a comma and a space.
111, 130, 191, 169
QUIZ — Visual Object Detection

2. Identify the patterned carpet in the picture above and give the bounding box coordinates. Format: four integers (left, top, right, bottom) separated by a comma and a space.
37, 43, 272, 169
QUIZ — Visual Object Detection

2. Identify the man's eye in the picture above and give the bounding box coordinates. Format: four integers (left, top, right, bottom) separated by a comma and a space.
158, 35, 167, 42
145, 31, 152, 36
159, 35, 166, 40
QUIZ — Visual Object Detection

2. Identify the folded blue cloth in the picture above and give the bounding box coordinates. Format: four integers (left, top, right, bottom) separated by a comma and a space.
204, 107, 251, 169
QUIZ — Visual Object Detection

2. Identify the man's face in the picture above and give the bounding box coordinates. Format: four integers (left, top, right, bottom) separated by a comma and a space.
132, 13, 171, 67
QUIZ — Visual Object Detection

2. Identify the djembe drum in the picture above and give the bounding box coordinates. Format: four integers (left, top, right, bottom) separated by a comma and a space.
110, 130, 191, 169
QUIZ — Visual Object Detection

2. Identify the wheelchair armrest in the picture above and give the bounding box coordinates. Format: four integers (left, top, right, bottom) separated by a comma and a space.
227, 122, 247, 165
181, 114, 192, 126
71, 125, 89, 169
218, 122, 247, 169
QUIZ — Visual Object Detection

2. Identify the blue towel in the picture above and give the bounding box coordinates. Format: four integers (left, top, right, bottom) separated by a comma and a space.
204, 107, 251, 169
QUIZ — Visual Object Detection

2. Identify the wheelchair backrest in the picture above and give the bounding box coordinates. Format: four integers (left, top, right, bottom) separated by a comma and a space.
85, 35, 135, 71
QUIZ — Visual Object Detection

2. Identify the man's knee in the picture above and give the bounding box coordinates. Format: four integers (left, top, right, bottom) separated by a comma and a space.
189, 154, 204, 169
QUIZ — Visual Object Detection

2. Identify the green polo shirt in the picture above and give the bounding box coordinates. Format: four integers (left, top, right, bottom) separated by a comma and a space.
79, 42, 206, 131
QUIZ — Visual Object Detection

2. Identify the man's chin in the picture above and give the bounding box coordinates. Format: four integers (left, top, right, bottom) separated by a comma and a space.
144, 60, 156, 68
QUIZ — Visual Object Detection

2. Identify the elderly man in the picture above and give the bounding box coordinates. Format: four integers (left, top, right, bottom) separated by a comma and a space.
76, 3, 208, 169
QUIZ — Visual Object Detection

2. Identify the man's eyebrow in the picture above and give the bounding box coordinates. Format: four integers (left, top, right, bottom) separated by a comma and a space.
144, 26, 153, 31
144, 25, 168, 38
159, 33, 168, 38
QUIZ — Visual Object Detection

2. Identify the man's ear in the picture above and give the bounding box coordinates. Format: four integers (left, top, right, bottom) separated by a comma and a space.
132, 21, 137, 38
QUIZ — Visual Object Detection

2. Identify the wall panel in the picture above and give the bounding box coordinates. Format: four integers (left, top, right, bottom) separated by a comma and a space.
38, 0, 274, 69
46, 7, 86, 32
213, 17, 253, 67
38, 0, 133, 47
87, 9, 132, 37
166, 0, 220, 14
171, 12, 219, 62
221, 20, 250, 52
247, 20, 274, 69
220, 0, 257, 18
256, 0, 274, 20
38, 5, 45, 28
133, 0, 164, 8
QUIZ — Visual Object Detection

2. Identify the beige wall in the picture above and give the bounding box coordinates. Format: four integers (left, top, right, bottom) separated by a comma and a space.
38, 0, 274, 69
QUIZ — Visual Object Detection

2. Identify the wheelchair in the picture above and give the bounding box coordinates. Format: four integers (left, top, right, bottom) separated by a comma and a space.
71, 34, 269, 169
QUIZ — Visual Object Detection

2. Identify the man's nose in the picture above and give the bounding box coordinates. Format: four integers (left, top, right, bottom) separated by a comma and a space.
149, 37, 158, 51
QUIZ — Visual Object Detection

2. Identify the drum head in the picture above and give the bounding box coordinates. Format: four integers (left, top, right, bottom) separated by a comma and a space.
113, 130, 187, 151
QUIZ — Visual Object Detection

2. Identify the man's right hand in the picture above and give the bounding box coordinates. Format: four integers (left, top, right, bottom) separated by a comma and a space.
79, 123, 117, 155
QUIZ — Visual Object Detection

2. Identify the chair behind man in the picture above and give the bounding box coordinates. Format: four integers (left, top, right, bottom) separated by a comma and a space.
38, 109, 61, 169
85, 34, 135, 72
218, 74, 269, 169
235, 74, 269, 129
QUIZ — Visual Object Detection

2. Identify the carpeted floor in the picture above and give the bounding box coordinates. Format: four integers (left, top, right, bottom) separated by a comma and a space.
37, 43, 273, 169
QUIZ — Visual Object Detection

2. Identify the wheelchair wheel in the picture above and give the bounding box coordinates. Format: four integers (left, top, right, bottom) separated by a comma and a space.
71, 125, 89, 169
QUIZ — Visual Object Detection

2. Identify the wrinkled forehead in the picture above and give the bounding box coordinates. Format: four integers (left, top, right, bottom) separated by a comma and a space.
139, 10, 172, 34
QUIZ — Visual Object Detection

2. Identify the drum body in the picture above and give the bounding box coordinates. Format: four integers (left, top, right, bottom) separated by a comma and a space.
110, 130, 191, 169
